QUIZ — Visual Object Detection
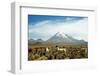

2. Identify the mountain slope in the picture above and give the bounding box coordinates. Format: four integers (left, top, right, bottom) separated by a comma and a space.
47, 32, 87, 44
28, 32, 87, 45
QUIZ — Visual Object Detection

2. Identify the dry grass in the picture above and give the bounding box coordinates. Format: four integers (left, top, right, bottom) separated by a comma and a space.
28, 43, 88, 61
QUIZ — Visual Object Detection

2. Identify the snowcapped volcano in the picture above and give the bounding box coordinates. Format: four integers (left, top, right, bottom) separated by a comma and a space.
54, 32, 67, 38
47, 32, 87, 44
47, 32, 74, 43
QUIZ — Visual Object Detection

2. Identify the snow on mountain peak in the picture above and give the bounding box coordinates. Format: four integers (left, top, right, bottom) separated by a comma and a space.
55, 32, 68, 38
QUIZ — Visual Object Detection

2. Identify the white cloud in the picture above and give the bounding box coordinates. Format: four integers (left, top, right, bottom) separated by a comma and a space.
29, 18, 88, 41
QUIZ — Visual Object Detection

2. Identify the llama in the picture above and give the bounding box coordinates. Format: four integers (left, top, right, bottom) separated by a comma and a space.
56, 46, 66, 52
46, 47, 50, 52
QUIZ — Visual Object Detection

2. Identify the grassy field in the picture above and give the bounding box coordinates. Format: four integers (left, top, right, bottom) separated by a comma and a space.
28, 43, 88, 61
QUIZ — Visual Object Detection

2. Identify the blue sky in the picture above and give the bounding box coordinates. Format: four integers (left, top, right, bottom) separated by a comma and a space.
28, 15, 88, 41
28, 15, 84, 26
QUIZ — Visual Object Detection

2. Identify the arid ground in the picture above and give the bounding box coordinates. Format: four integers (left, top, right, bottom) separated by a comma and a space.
28, 43, 88, 61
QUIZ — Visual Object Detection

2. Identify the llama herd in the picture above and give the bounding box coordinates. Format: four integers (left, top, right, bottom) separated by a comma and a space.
28, 45, 88, 60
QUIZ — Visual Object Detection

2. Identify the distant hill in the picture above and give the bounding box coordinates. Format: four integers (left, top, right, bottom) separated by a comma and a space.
28, 38, 44, 45
28, 32, 87, 45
